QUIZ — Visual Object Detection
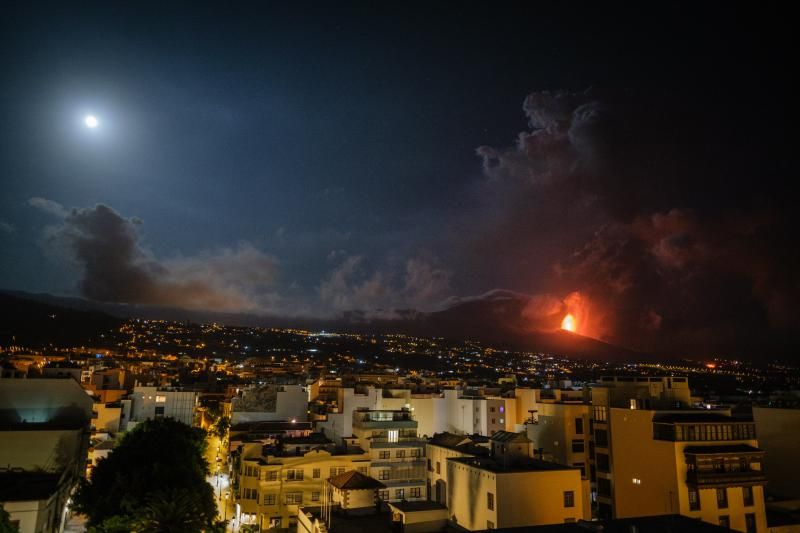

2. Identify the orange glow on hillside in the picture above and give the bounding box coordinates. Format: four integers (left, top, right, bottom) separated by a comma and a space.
561, 313, 576, 333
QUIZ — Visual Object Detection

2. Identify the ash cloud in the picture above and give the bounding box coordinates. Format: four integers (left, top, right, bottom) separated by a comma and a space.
32, 200, 281, 313
463, 89, 798, 356
318, 255, 451, 317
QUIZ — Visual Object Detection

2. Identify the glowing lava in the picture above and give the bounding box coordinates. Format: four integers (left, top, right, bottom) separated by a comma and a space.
561, 313, 576, 333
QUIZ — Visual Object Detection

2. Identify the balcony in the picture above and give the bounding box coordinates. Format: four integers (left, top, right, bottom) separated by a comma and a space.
684, 444, 766, 488
371, 436, 426, 448
686, 469, 767, 488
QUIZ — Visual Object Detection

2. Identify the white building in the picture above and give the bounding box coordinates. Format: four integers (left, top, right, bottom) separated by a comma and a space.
230, 384, 309, 425
129, 386, 197, 426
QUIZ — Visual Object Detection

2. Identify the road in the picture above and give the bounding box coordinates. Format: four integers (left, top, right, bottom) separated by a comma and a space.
206, 432, 241, 531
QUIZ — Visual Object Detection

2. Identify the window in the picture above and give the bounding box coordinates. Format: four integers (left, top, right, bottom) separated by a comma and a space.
593, 406, 607, 422
410, 448, 422, 457
436, 461, 441, 474
573, 462, 585, 477
313, 468, 321, 479
155, 395, 166, 403
487, 521, 495, 530
287, 469, 304, 481
490, 407, 496, 413
263, 493, 276, 505
379, 490, 389, 500
243, 488, 258, 500
286, 492, 302, 505
379, 451, 390, 459
487, 492, 495, 510
395, 488, 405, 499
688, 488, 700, 511
743, 486, 754, 506
388, 429, 399, 443
311, 492, 321, 502
491, 418, 496, 424
719, 516, 730, 528
597, 478, 611, 497
564, 491, 575, 508
716, 488, 728, 509
410, 487, 421, 498
575, 417, 584, 435
358, 466, 368, 474
427, 459, 432, 471
396, 450, 406, 458
330, 467, 345, 477
597, 453, 610, 473
267, 470, 278, 481
594, 429, 608, 447
745, 513, 756, 533
379, 469, 390, 480
571, 440, 585, 453
155, 406, 165, 416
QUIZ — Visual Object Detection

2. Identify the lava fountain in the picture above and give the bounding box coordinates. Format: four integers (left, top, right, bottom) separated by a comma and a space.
561, 313, 576, 333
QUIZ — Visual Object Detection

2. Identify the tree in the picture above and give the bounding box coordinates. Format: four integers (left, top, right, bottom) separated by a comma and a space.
213, 416, 230, 440
0, 504, 18, 533
74, 418, 222, 532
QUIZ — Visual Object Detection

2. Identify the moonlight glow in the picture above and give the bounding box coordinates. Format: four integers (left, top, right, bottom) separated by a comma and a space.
84, 115, 99, 128
561, 313, 576, 333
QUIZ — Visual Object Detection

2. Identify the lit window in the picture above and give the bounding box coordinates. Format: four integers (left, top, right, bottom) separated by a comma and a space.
632, 478, 641, 485
388, 430, 399, 443
155, 395, 166, 403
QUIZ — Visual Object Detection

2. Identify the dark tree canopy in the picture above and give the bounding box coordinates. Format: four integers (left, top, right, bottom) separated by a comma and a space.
74, 418, 220, 531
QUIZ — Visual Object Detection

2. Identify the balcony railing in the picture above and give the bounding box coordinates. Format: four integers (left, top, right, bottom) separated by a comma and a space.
686, 469, 767, 488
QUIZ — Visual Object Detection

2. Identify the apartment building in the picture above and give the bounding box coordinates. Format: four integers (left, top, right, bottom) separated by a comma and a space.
0, 378, 94, 533
526, 398, 591, 479
228, 384, 309, 425
129, 385, 197, 426
591, 376, 767, 532
447, 431, 589, 530
426, 432, 489, 505
235, 436, 370, 530
752, 406, 800, 499
352, 409, 427, 503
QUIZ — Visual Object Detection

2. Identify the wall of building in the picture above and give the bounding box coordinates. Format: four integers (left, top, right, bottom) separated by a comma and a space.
753, 407, 800, 499
608, 409, 681, 518
495, 470, 588, 528
130, 386, 196, 426
527, 402, 590, 472
446, 461, 586, 530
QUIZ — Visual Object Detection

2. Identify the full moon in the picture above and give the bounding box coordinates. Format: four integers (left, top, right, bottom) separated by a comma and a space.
84, 115, 99, 128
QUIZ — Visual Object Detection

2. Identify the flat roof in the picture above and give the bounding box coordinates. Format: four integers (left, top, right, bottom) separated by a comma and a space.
388, 501, 447, 512
480, 514, 735, 532
449, 456, 576, 474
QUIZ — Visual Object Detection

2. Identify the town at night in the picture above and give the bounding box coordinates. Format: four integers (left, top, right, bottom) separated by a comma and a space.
1, 3, 798, 533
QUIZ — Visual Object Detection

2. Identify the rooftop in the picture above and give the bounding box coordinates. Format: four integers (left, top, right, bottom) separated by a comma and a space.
450, 456, 576, 474
481, 514, 734, 533
653, 413, 745, 424
388, 500, 447, 512
328, 470, 385, 490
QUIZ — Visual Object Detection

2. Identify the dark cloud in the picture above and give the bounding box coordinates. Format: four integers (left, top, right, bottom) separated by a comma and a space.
33, 200, 281, 313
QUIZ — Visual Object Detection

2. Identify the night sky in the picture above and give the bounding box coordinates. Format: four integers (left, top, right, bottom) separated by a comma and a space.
1, 3, 796, 358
